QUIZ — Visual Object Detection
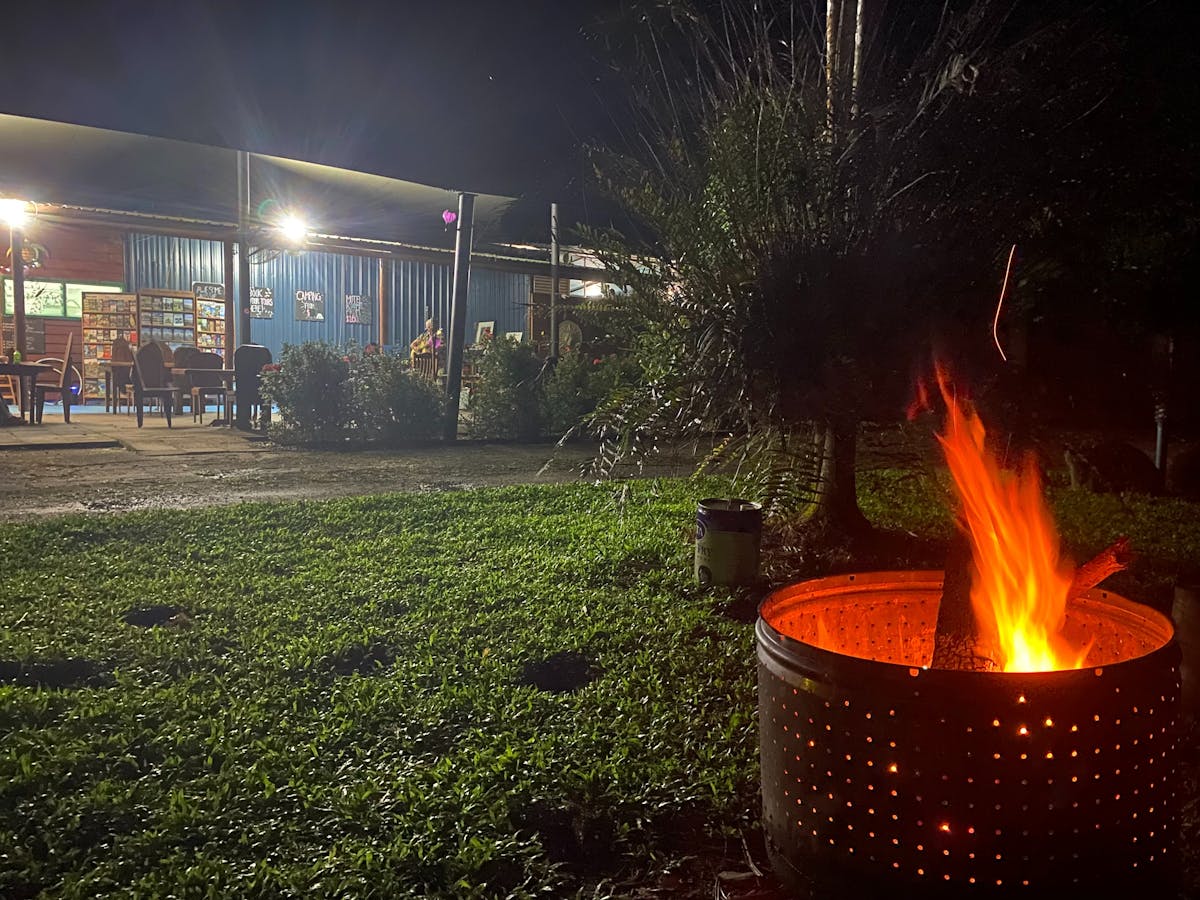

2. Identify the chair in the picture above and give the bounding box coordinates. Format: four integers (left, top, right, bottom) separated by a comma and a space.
33, 333, 76, 424
110, 336, 134, 414
1, 373, 19, 414
232, 344, 272, 430
411, 352, 439, 382
131, 341, 179, 428
172, 346, 205, 414
189, 352, 229, 423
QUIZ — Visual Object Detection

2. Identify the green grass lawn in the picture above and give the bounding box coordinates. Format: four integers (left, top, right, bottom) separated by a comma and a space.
1, 474, 1197, 898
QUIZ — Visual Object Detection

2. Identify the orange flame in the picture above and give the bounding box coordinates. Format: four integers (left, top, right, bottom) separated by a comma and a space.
930, 364, 1085, 672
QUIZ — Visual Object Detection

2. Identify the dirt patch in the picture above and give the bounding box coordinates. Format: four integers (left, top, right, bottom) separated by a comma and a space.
519, 650, 597, 694
122, 605, 189, 627
322, 641, 396, 676
0, 657, 110, 688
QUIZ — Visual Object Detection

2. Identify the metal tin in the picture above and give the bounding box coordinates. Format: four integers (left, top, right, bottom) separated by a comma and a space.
757, 571, 1182, 898
695, 498, 762, 587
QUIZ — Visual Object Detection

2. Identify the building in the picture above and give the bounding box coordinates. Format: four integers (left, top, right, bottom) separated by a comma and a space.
0, 113, 617, 402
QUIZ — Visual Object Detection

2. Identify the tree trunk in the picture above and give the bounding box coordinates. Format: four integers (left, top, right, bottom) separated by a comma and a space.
809, 417, 870, 536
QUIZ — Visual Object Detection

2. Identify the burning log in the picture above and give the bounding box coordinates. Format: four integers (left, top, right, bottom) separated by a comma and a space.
1069, 536, 1131, 597
931, 536, 1132, 672
930, 533, 998, 671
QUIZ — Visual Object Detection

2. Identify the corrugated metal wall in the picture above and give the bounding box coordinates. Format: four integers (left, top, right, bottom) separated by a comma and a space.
389, 262, 531, 350
249, 250, 378, 351
126, 233, 531, 357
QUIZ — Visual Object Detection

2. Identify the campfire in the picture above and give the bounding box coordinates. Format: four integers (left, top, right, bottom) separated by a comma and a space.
757, 366, 1182, 897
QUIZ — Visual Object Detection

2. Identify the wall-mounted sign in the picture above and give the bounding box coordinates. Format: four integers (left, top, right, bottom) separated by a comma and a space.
250, 286, 274, 319
344, 294, 371, 325
295, 289, 325, 321
192, 281, 224, 301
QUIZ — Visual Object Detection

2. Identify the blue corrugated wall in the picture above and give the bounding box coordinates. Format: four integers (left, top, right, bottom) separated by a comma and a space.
125, 234, 531, 358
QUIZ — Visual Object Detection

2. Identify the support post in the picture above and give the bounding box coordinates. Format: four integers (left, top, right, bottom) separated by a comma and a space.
549, 202, 559, 362
236, 150, 252, 349
222, 238, 236, 358
10, 226, 25, 358
378, 257, 389, 347
443, 192, 476, 441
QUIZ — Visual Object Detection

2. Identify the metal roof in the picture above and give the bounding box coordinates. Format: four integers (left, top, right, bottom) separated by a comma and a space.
0, 112, 519, 248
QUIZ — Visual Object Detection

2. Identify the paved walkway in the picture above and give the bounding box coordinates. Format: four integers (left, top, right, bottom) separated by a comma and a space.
0, 404, 269, 454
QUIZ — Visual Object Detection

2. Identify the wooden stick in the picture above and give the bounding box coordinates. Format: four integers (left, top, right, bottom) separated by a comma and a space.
1069, 536, 1131, 597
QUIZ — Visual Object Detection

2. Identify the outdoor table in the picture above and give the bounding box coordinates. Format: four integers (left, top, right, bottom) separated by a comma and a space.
0, 361, 49, 424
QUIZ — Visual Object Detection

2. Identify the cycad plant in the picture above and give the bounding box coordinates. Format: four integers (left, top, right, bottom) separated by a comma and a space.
582, 0, 1118, 537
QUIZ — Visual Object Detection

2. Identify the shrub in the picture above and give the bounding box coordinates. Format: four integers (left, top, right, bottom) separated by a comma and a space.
468, 335, 547, 440
260, 342, 351, 444
540, 350, 639, 438
350, 351, 445, 443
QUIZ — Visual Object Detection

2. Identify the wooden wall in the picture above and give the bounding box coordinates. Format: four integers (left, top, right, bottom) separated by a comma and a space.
4, 220, 125, 364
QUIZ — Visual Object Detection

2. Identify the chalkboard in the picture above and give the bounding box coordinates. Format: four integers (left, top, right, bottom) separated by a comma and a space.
192, 282, 225, 301
1, 317, 46, 354
295, 289, 325, 322
344, 294, 371, 325
250, 286, 274, 319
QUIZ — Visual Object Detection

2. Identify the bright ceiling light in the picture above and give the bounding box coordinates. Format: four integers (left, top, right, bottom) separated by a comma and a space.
278, 213, 309, 244
0, 198, 30, 229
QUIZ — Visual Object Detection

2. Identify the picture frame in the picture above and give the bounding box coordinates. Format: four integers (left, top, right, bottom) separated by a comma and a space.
474, 321, 495, 343
505, 331, 524, 342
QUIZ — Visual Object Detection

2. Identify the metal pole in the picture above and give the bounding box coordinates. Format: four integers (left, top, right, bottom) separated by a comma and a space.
10, 226, 25, 358
236, 150, 252, 348
377, 257, 389, 347
222, 238, 235, 358
549, 202, 559, 362
443, 192, 476, 441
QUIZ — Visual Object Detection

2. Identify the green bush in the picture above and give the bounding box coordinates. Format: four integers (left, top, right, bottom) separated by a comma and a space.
468, 336, 546, 440
350, 352, 445, 444
260, 342, 351, 444
262, 343, 444, 446
540, 350, 640, 438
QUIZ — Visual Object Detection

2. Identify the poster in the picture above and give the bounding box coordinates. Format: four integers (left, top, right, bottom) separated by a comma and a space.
344, 294, 371, 325
250, 286, 274, 319
295, 289, 325, 321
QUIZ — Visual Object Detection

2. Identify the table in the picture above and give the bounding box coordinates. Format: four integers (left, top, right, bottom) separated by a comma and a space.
0, 362, 50, 425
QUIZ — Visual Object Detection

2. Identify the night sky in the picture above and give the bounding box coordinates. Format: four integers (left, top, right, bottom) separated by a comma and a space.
0, 1, 626, 217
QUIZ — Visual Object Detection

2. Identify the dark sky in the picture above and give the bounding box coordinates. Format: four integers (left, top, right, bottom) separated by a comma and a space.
0, 1, 627, 208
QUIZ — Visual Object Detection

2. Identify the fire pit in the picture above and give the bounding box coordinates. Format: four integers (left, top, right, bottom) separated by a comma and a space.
757, 570, 1182, 898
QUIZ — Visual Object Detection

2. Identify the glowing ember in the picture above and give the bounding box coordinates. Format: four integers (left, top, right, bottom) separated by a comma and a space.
924, 364, 1086, 672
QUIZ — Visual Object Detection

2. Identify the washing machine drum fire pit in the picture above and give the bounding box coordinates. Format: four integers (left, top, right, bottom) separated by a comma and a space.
756, 571, 1182, 899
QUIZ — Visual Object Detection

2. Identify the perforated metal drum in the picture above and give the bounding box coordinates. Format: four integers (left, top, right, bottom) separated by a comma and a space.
757, 571, 1182, 898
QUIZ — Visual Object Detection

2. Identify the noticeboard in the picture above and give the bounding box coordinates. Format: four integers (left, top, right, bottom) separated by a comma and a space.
344, 294, 371, 325
295, 289, 325, 322
250, 286, 274, 319
1, 317, 46, 354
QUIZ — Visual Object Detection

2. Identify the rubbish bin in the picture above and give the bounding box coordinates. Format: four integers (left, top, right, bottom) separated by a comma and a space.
695, 498, 762, 587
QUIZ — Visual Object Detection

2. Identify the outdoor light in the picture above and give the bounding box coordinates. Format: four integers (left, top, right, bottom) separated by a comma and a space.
278, 213, 309, 244
584, 282, 605, 298
0, 198, 30, 229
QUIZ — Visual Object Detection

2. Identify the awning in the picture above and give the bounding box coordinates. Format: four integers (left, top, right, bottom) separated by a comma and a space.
0, 113, 518, 248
